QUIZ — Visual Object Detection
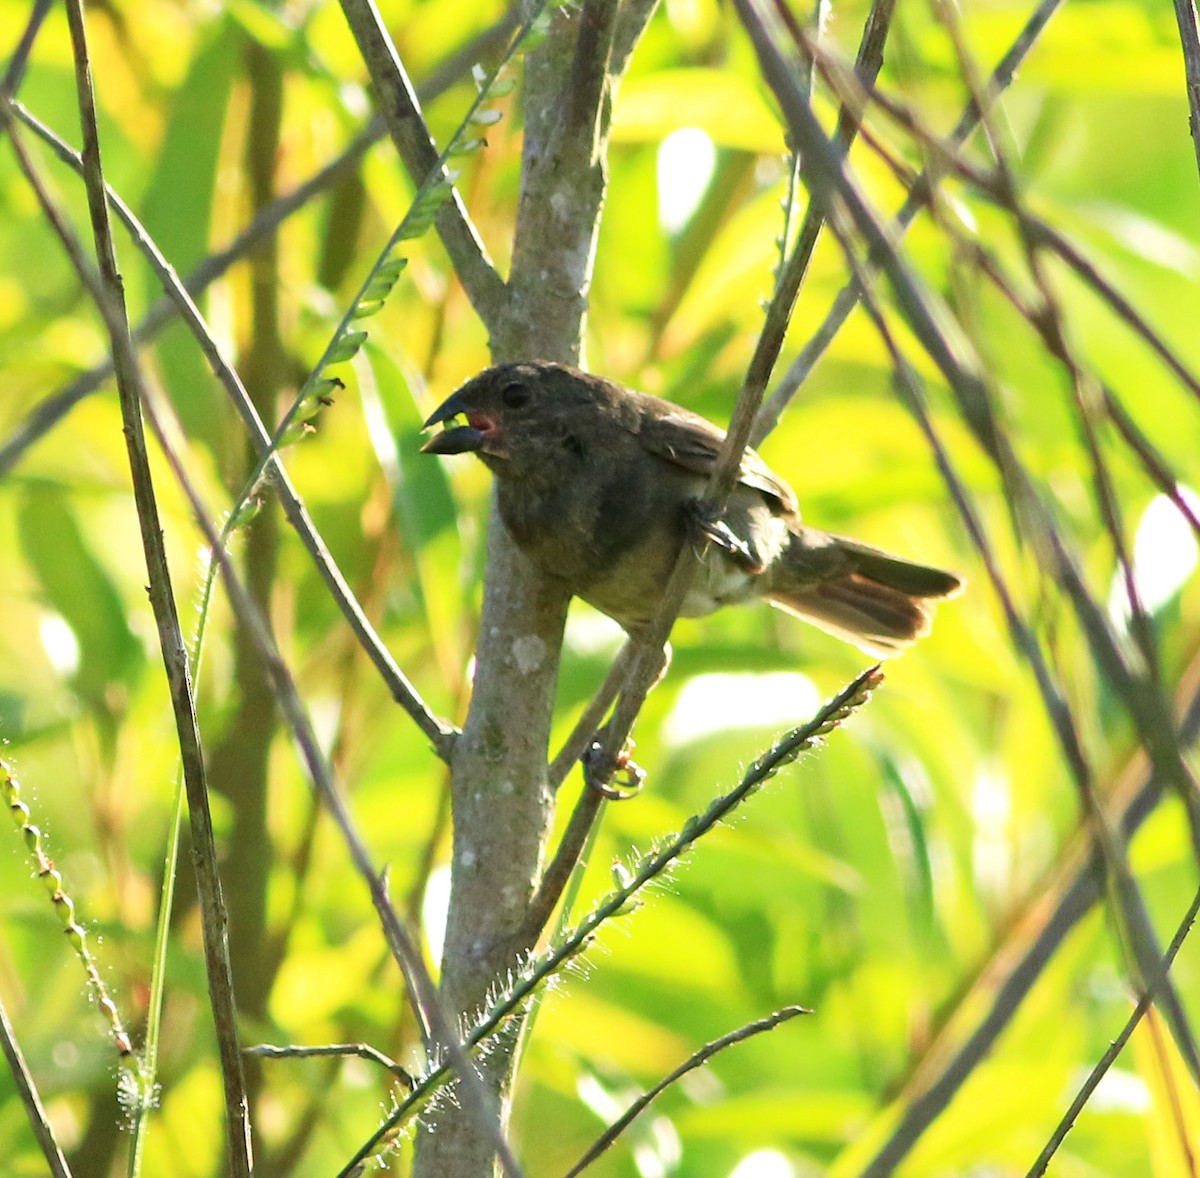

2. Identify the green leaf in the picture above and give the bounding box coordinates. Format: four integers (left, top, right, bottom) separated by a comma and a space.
326, 329, 367, 362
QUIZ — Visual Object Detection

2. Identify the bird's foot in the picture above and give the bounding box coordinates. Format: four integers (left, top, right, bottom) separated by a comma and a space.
583, 740, 646, 800
684, 499, 762, 571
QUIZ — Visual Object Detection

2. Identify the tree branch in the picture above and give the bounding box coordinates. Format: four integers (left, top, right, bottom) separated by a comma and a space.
338, 0, 507, 326
0, 0, 52, 97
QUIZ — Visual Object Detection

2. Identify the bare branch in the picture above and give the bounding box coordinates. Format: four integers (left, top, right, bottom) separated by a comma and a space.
247, 1041, 414, 1084
0, 0, 52, 97
337, 0, 506, 326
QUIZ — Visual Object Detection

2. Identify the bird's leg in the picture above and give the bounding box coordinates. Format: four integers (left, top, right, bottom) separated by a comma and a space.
684, 498, 763, 571
579, 638, 671, 799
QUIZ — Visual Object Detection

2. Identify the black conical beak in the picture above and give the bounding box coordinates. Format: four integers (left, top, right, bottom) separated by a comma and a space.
420, 390, 485, 455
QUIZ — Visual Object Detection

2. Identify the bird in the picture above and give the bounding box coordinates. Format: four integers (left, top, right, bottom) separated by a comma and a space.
421, 361, 962, 658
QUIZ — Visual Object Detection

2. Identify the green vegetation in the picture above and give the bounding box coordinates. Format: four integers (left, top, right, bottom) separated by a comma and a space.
1, 1, 1198, 1175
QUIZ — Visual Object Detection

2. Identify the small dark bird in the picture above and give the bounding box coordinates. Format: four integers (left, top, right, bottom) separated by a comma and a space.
422, 361, 962, 657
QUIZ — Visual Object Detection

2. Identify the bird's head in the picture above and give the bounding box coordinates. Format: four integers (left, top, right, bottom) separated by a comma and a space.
421, 361, 619, 478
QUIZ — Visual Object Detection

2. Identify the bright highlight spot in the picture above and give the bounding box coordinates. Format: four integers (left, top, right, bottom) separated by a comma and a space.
971, 763, 1012, 899
40, 614, 80, 676
729, 1149, 795, 1178
1071, 1065, 1151, 1114
1108, 487, 1200, 626
422, 864, 452, 967
657, 127, 716, 234
663, 672, 820, 747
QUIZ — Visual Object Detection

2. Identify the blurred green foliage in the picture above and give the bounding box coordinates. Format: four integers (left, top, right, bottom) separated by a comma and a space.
1, 0, 1198, 1175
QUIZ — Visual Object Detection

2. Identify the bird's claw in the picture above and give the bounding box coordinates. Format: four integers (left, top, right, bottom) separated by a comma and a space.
685, 500, 761, 570
583, 741, 646, 800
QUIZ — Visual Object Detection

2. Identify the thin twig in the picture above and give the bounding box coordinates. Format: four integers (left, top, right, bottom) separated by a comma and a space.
0, 15, 514, 480
0, 0, 52, 97
1027, 884, 1200, 1177
523, 787, 604, 943
753, 0, 1065, 442
0, 993, 73, 1178
337, 0, 506, 326
1032, 221, 1200, 404
563, 1006, 810, 1177
42, 3, 255, 1167
6, 100, 457, 759
527, 647, 637, 937
247, 1041, 414, 1085
1102, 388, 1200, 537
548, 642, 636, 792
916, 217, 1200, 542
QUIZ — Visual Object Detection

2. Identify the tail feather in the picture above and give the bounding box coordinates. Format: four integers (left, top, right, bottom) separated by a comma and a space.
828, 535, 963, 600
770, 531, 963, 657
771, 575, 934, 657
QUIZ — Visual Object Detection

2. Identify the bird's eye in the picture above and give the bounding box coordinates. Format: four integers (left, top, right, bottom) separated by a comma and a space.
501, 382, 529, 409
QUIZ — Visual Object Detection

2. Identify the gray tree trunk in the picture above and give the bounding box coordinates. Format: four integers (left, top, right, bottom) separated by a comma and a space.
412, 5, 657, 1175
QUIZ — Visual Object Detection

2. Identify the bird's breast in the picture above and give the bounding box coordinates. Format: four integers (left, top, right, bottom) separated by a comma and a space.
494, 456, 790, 635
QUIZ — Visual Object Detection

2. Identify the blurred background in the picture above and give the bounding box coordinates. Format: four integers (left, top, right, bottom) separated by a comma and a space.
1, 0, 1198, 1174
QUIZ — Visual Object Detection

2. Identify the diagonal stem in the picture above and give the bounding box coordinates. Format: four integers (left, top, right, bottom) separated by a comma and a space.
42, 3, 255, 1168
0, 15, 513, 479
5, 98, 458, 759
338, 0, 506, 325
532, 0, 901, 947
0, 993, 73, 1178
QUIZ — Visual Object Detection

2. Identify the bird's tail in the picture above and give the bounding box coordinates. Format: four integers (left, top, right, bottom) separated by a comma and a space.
769, 533, 963, 658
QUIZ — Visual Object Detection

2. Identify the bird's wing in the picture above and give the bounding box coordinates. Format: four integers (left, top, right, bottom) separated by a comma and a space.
635, 403, 798, 515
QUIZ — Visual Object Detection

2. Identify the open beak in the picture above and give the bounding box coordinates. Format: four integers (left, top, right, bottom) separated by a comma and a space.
420, 390, 486, 455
